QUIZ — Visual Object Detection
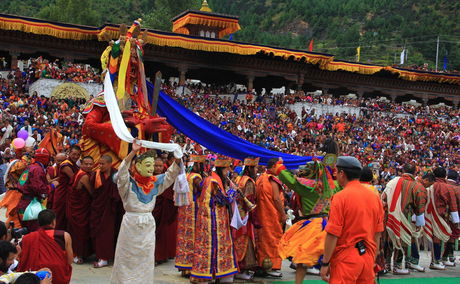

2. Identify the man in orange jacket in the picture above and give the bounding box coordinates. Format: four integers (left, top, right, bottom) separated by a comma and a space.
320, 156, 384, 284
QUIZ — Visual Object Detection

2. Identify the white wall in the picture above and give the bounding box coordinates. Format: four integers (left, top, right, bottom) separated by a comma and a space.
29, 79, 102, 98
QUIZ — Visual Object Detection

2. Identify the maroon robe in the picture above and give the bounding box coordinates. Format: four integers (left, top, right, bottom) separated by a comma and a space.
153, 185, 178, 262
17, 162, 49, 231
66, 169, 92, 258
52, 160, 78, 230
18, 228, 72, 284
90, 168, 123, 260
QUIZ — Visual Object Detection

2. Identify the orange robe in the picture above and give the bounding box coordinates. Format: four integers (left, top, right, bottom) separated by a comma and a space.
233, 175, 257, 270
0, 159, 28, 228
279, 217, 327, 266
326, 180, 384, 284
255, 173, 285, 270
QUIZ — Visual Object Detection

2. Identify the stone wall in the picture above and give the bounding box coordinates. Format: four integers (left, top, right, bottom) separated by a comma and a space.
29, 79, 102, 98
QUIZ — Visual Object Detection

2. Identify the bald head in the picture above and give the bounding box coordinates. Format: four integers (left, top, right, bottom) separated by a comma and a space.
55, 153, 66, 165
100, 155, 113, 163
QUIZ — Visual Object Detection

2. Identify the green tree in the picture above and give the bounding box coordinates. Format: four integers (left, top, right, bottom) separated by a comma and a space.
2, 0, 460, 69
38, 0, 100, 25
143, 0, 201, 31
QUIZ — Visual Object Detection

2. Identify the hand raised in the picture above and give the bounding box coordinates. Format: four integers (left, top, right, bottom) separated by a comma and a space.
132, 139, 142, 153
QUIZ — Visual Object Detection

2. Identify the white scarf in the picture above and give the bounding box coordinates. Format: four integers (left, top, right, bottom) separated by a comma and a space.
103, 75, 183, 159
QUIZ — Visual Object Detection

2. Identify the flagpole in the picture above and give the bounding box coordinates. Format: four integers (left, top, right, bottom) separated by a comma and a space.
435, 36, 440, 72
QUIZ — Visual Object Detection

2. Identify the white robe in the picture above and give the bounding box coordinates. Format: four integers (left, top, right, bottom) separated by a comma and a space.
110, 159, 180, 284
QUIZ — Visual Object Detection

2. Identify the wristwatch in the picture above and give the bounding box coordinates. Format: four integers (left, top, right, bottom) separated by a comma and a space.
320, 260, 330, 267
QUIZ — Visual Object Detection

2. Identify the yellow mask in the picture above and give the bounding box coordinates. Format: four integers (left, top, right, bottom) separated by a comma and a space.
135, 157, 155, 177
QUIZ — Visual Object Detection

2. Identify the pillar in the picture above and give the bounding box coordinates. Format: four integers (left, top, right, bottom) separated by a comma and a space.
178, 66, 187, 86
297, 73, 304, 91
357, 90, 364, 99
247, 75, 254, 92
62, 55, 74, 63
453, 99, 459, 109
422, 95, 429, 106
390, 94, 397, 103
322, 88, 329, 96
284, 85, 290, 96
10, 52, 19, 69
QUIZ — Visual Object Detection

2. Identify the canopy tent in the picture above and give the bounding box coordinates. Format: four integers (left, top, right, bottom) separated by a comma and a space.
345, 93, 357, 99
51, 83, 90, 100
377, 97, 390, 102
402, 99, 421, 107
431, 102, 451, 108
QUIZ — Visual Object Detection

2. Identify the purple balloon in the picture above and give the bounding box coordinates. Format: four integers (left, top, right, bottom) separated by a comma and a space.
17, 129, 28, 140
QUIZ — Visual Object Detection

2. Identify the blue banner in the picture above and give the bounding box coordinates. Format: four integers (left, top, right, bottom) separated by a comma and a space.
149, 82, 317, 169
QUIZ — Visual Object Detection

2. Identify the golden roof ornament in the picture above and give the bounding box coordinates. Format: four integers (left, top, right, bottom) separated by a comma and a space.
200, 0, 212, 12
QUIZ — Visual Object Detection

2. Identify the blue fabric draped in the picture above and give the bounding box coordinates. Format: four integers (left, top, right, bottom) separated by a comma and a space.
148, 82, 316, 169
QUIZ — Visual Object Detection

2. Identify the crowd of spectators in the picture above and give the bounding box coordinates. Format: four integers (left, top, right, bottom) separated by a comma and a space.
0, 73, 85, 160
401, 63, 460, 75
1, 60, 459, 189
165, 85, 460, 186
1, 57, 101, 87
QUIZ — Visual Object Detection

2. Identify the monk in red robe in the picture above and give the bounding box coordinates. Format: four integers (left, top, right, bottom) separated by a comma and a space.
90, 155, 122, 268
153, 156, 178, 264
52, 145, 81, 230
18, 209, 73, 284
17, 148, 51, 232
67, 156, 94, 264
46, 153, 66, 210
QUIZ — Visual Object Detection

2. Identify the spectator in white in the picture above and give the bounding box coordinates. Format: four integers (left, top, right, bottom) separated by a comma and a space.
182, 138, 194, 156
0, 122, 13, 145
19, 121, 33, 137
0, 158, 7, 194
32, 130, 41, 144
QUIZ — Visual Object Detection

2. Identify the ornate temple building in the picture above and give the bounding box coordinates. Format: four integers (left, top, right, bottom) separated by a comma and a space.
0, 1, 459, 107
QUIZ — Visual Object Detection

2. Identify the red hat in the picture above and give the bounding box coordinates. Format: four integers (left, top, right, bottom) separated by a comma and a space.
35, 148, 50, 165
35, 148, 50, 158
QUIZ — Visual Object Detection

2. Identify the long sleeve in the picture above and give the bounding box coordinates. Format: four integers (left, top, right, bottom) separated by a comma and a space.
278, 169, 315, 197
27, 166, 49, 197
157, 162, 180, 196
447, 188, 459, 223
413, 183, 428, 216
116, 159, 131, 200
278, 169, 319, 214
